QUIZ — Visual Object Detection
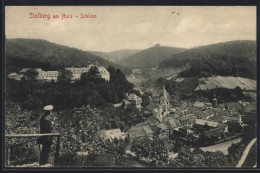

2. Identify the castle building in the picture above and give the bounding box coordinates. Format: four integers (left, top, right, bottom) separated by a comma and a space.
8, 72, 23, 80
65, 63, 110, 82
8, 68, 59, 82
96, 66, 110, 81
35, 68, 58, 82
65, 67, 90, 81
9, 64, 110, 83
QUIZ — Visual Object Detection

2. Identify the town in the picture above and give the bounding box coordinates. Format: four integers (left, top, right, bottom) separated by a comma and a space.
6, 63, 257, 167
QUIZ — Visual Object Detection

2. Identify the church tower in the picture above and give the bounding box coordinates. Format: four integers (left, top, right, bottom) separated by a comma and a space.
159, 84, 170, 115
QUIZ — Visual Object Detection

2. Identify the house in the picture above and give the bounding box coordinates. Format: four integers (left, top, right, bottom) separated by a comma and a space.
225, 113, 243, 124
163, 117, 178, 129
162, 117, 180, 135
195, 119, 219, 127
128, 125, 153, 140
194, 119, 228, 133
146, 103, 159, 113
146, 115, 161, 124
204, 128, 226, 138
168, 114, 182, 127
122, 99, 131, 109
150, 123, 169, 139
193, 110, 204, 119
125, 93, 142, 110
215, 110, 229, 117
101, 128, 126, 142
113, 102, 123, 108
244, 102, 256, 113
193, 101, 205, 111
178, 126, 194, 135
225, 102, 242, 112
132, 69, 142, 74
179, 114, 195, 127
203, 110, 215, 119
208, 116, 227, 123
180, 102, 188, 110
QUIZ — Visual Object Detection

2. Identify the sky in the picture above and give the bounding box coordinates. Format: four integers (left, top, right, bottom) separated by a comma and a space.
5, 6, 256, 52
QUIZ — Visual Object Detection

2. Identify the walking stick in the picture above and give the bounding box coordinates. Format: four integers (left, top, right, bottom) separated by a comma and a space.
38, 143, 41, 166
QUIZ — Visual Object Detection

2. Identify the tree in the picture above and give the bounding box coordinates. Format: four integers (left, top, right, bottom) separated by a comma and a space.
86, 66, 100, 82
104, 138, 127, 166
21, 95, 42, 110
24, 69, 38, 80
142, 92, 152, 107
5, 101, 40, 165
57, 105, 104, 165
57, 69, 72, 84
130, 136, 169, 165
227, 142, 246, 164
168, 146, 230, 168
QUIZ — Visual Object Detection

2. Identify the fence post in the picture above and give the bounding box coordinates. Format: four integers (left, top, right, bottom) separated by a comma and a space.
54, 135, 60, 166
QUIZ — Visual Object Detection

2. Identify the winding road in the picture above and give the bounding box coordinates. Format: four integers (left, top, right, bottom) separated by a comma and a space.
236, 138, 257, 168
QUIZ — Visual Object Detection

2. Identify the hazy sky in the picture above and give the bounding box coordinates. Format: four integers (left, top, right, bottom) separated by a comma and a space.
5, 6, 256, 52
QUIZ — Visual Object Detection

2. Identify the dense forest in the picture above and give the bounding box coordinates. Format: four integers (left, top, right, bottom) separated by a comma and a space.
159, 40, 256, 79
118, 45, 186, 68
5, 39, 132, 75
90, 49, 140, 62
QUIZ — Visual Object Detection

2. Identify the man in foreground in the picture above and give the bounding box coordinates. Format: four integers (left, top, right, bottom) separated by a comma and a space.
38, 105, 53, 165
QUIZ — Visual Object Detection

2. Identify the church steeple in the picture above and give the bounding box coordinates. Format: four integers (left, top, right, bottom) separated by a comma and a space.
160, 84, 170, 115
163, 84, 167, 98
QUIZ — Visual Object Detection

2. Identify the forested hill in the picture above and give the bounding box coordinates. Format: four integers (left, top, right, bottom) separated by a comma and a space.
89, 49, 140, 62
118, 45, 186, 68
158, 40, 257, 79
5, 38, 131, 74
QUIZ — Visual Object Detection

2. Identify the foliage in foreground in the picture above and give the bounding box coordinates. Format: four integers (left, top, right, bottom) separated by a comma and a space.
130, 136, 169, 165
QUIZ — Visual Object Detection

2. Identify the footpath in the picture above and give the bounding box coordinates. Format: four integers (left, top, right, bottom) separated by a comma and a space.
236, 138, 257, 168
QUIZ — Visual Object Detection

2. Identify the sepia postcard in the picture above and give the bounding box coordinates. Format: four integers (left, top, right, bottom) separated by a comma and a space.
3, 4, 258, 169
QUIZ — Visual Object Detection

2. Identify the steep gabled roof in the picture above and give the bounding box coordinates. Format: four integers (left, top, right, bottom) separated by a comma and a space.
147, 115, 160, 124
195, 119, 219, 127
163, 118, 177, 129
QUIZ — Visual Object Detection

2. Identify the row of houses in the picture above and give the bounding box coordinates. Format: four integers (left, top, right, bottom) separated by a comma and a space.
8, 63, 110, 82
100, 113, 229, 143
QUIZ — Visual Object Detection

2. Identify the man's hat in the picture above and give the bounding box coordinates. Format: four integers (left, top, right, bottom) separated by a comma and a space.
43, 105, 53, 111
